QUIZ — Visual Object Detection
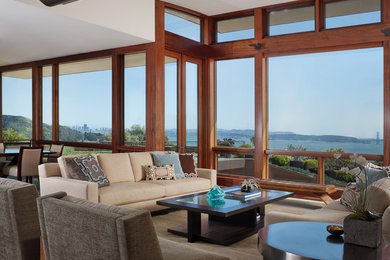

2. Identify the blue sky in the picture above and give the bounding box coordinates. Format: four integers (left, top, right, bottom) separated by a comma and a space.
2, 10, 383, 140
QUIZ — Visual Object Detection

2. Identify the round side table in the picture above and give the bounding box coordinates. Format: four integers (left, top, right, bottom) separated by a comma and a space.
258, 221, 389, 260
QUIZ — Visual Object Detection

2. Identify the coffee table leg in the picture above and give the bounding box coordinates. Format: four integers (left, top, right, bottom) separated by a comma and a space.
187, 211, 201, 242
258, 206, 265, 228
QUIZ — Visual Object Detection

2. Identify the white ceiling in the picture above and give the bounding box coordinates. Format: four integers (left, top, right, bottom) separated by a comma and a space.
162, 0, 297, 16
0, 0, 154, 67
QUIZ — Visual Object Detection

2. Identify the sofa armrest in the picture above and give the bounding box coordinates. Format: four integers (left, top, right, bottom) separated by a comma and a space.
196, 168, 217, 187
39, 177, 98, 203
383, 206, 390, 236
39, 163, 62, 178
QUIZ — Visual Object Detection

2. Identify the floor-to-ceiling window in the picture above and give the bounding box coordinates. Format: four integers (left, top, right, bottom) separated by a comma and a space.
2, 68, 32, 140
42, 65, 52, 140
268, 47, 384, 186
58, 57, 112, 144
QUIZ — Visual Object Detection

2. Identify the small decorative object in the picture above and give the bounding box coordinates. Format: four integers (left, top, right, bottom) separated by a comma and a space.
207, 197, 226, 208
207, 185, 225, 201
326, 225, 344, 236
343, 154, 383, 248
241, 179, 259, 192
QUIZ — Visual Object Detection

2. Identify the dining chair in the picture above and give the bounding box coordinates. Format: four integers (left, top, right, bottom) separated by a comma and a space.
46, 144, 64, 163
3, 147, 43, 182
0, 178, 41, 260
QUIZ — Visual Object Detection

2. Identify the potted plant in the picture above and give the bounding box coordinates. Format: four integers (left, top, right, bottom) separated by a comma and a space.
343, 154, 382, 248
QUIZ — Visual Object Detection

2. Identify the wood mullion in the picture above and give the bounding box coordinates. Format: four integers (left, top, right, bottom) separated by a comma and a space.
254, 8, 265, 40
112, 54, 124, 153
383, 0, 390, 24
315, 0, 324, 32
202, 16, 214, 45
32, 66, 42, 144
52, 64, 59, 141
384, 40, 390, 166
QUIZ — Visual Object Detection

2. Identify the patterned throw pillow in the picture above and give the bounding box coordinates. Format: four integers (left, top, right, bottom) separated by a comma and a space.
145, 165, 176, 180
151, 152, 185, 179
179, 153, 198, 178
64, 154, 110, 188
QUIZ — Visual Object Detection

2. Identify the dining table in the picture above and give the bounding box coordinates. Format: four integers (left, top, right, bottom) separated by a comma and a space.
0, 148, 55, 165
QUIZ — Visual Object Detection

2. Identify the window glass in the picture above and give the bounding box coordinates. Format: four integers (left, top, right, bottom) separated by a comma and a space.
216, 16, 254, 43
165, 8, 201, 42
268, 48, 384, 185
124, 52, 146, 146
325, 0, 381, 29
42, 65, 52, 140
62, 146, 112, 156
268, 5, 315, 36
216, 58, 255, 149
2, 68, 32, 140
165, 56, 178, 151
59, 58, 112, 143
217, 153, 255, 177
185, 61, 198, 158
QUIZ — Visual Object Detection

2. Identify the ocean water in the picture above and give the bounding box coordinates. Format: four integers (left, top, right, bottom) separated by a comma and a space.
166, 136, 383, 155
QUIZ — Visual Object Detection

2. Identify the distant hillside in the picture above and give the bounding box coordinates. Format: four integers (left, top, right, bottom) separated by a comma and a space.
2, 115, 106, 142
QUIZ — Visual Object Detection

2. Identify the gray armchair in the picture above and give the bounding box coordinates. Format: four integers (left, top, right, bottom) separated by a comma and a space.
38, 192, 228, 260
0, 178, 41, 260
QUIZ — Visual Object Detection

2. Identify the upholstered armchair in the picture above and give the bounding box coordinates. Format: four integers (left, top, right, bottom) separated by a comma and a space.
38, 192, 228, 260
0, 178, 41, 260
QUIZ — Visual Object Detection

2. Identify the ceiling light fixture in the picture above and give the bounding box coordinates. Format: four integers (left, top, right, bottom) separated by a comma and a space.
40, 0, 79, 7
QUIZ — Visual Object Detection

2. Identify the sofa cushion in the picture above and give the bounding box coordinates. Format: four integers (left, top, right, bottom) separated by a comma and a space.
97, 153, 135, 183
58, 154, 98, 179
356, 166, 388, 189
143, 178, 211, 197
151, 152, 185, 179
64, 155, 110, 188
128, 152, 154, 182
98, 182, 165, 205
367, 177, 390, 213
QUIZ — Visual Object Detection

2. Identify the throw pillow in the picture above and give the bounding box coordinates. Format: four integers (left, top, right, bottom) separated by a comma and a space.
151, 152, 185, 179
356, 166, 388, 189
64, 154, 110, 188
340, 182, 359, 210
179, 153, 198, 178
367, 163, 390, 176
145, 165, 176, 180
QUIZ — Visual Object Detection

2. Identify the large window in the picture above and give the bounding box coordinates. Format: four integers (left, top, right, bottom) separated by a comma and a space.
216, 58, 255, 176
2, 68, 32, 140
216, 16, 254, 43
124, 52, 146, 146
42, 65, 52, 140
165, 8, 201, 42
325, 0, 381, 29
185, 61, 198, 153
268, 4, 315, 36
59, 57, 112, 143
165, 56, 178, 151
268, 47, 383, 185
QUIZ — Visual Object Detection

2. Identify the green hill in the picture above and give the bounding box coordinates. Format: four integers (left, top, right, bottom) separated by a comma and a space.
2, 115, 107, 142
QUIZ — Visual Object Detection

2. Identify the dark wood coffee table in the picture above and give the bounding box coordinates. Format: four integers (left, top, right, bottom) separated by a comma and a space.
157, 187, 293, 246
258, 221, 390, 260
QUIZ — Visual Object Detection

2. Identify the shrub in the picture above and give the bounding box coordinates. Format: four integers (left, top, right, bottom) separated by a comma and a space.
269, 155, 291, 166
304, 159, 318, 173
336, 170, 356, 183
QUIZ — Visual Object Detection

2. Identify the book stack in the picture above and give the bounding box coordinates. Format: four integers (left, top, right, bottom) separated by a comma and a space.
224, 187, 262, 200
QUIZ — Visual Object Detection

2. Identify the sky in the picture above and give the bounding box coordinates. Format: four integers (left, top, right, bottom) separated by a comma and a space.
1, 9, 383, 140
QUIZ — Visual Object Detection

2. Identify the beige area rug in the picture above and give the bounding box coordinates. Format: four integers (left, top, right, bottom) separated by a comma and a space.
152, 198, 323, 260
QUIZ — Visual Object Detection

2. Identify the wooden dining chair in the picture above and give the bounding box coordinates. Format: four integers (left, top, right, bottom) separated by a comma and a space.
46, 144, 64, 163
3, 147, 43, 182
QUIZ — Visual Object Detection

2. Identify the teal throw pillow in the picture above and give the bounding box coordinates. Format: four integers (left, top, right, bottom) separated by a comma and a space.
356, 166, 388, 189
151, 152, 185, 179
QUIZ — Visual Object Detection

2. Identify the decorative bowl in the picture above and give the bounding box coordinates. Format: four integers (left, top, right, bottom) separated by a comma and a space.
326, 225, 344, 236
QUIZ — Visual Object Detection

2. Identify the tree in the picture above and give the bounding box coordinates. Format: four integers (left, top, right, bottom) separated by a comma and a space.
2, 128, 25, 140
217, 138, 235, 147
125, 124, 145, 145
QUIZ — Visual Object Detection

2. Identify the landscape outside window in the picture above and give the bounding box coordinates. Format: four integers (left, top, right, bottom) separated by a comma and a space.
59, 57, 112, 144
185, 61, 199, 157
124, 52, 146, 146
216, 58, 255, 177
42, 65, 52, 140
268, 47, 384, 186
2, 68, 32, 141
164, 8, 201, 42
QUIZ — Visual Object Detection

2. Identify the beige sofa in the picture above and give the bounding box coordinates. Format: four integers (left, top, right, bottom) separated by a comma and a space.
266, 177, 390, 236
38, 152, 216, 212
